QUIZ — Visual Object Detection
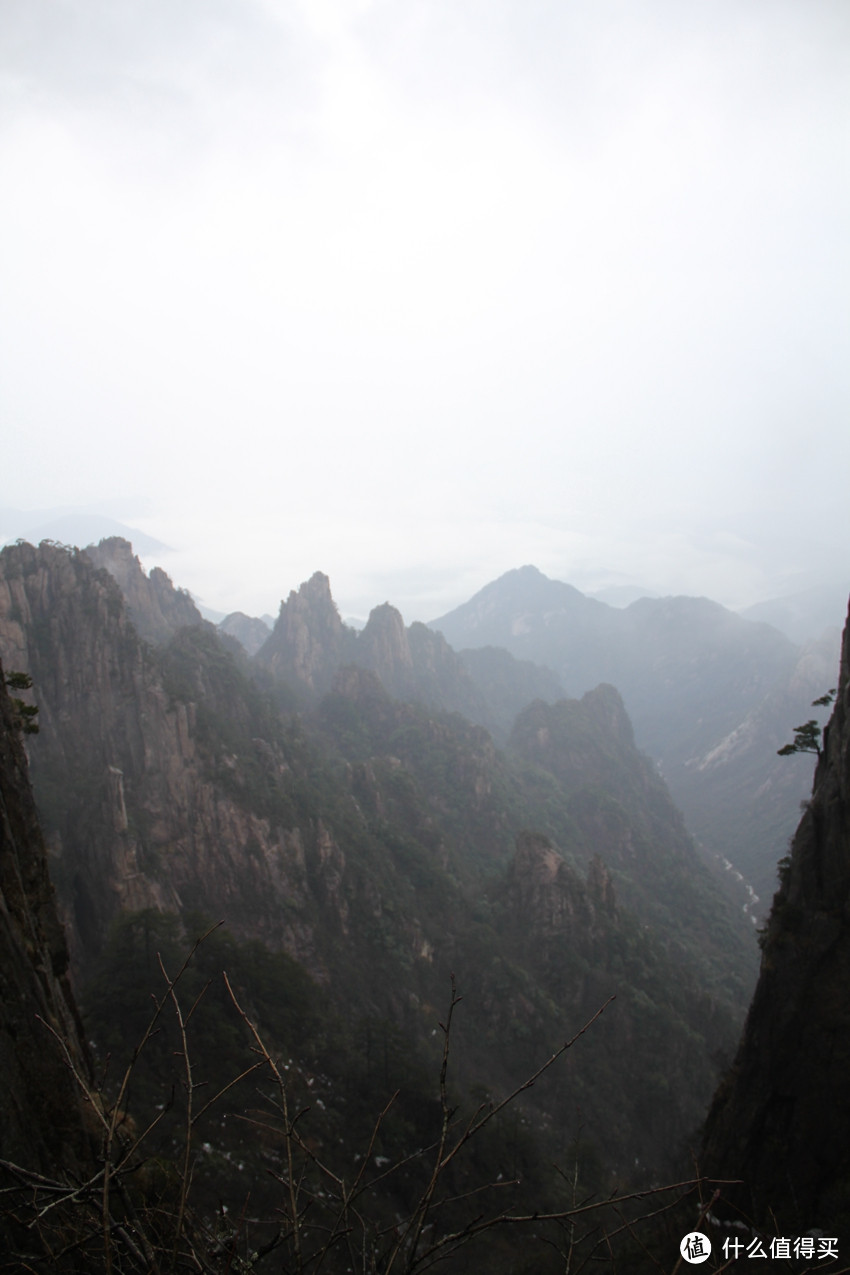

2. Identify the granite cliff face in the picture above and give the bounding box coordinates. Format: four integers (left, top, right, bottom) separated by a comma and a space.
0, 655, 94, 1187
357, 604, 489, 720
258, 571, 356, 695
0, 540, 762, 1199
257, 574, 550, 731
508, 685, 755, 970
85, 536, 202, 644
507, 831, 615, 940
499, 826, 737, 1170
701, 600, 850, 1234
0, 543, 342, 974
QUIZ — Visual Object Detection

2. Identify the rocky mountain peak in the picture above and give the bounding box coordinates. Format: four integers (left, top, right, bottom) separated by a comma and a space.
581, 682, 635, 746
513, 829, 565, 882
300, 570, 337, 609
257, 572, 355, 694
359, 602, 413, 674
84, 536, 202, 644
429, 565, 594, 648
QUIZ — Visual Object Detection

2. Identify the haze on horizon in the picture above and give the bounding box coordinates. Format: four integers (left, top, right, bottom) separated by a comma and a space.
1, 1, 848, 626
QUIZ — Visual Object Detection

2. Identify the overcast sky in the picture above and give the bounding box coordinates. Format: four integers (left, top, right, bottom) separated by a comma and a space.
1, 0, 848, 623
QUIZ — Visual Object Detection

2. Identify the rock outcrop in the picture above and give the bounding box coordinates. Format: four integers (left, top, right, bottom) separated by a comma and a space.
507, 684, 761, 1023
85, 536, 202, 644
0, 654, 94, 1183
258, 571, 357, 695
0, 543, 335, 974
508, 831, 603, 935
701, 600, 850, 1234
0, 540, 762, 1199
259, 582, 492, 721
356, 604, 491, 721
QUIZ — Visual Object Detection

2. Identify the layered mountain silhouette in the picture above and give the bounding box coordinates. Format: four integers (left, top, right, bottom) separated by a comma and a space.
1, 536, 845, 1270
0, 541, 754, 1186
430, 565, 839, 910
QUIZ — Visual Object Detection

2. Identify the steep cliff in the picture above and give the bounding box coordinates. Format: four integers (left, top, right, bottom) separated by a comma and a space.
85, 536, 202, 644
257, 571, 357, 695
258, 572, 554, 731
501, 829, 738, 1172
701, 601, 850, 1234
508, 832, 613, 937
0, 542, 339, 972
0, 540, 758, 1200
357, 604, 491, 722
508, 686, 757, 996
0, 654, 96, 1229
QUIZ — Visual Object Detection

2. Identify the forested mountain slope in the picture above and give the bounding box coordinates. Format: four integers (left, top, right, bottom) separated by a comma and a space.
0, 538, 765, 1269
431, 565, 839, 910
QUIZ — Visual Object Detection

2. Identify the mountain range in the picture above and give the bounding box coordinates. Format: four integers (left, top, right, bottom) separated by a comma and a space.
430, 565, 839, 912
0, 535, 845, 1270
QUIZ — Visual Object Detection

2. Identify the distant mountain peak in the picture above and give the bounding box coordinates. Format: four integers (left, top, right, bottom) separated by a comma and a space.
276, 572, 349, 636
258, 572, 354, 693
218, 611, 272, 656
512, 564, 548, 580
428, 565, 608, 663
359, 603, 413, 674
300, 570, 336, 605
478, 563, 584, 599
85, 536, 202, 644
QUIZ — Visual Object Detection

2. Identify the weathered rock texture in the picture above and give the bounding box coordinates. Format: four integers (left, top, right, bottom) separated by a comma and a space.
85, 536, 202, 644
507, 684, 752, 971
508, 832, 616, 937
0, 540, 759, 1191
0, 543, 336, 974
258, 571, 356, 695
0, 655, 93, 1179
701, 600, 850, 1234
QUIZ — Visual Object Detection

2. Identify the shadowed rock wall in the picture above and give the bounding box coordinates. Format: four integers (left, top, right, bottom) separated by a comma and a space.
702, 600, 850, 1234
0, 655, 94, 1180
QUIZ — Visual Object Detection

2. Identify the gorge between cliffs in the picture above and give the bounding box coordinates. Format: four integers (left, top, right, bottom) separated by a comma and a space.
0, 537, 846, 1273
